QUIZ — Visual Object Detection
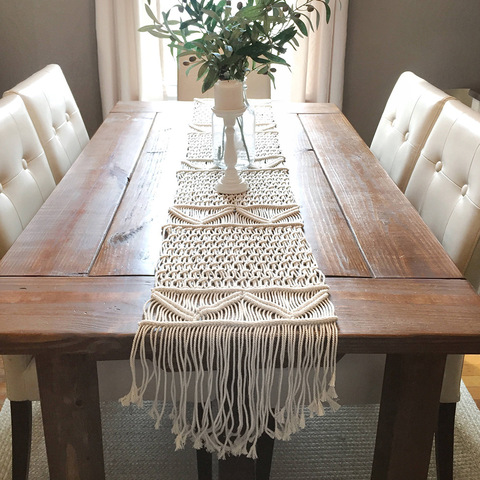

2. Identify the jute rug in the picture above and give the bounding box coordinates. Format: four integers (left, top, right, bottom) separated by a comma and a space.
0, 383, 479, 479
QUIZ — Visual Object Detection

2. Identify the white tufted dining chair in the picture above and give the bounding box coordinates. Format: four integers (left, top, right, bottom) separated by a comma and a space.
0, 96, 56, 258
0, 94, 56, 480
402, 98, 480, 479
4, 64, 89, 184
405, 99, 480, 294
370, 71, 452, 192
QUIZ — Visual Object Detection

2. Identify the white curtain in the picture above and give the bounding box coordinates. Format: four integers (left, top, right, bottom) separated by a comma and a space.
289, 0, 349, 108
95, 0, 167, 117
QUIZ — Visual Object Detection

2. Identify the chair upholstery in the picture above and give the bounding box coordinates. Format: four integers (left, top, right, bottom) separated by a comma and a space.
4, 64, 89, 184
404, 98, 480, 404
0, 95, 56, 258
371, 71, 451, 192
405, 99, 480, 292
0, 95, 56, 471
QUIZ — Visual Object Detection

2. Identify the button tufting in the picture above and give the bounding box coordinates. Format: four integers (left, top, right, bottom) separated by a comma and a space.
21, 159, 28, 170
461, 184, 468, 196
0, 183, 3, 193
404, 132, 409, 140
52, 126, 56, 135
435, 161, 443, 172
65, 113, 70, 122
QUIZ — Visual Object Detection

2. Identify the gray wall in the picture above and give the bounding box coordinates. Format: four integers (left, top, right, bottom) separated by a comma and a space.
343, 0, 480, 144
0, 0, 103, 137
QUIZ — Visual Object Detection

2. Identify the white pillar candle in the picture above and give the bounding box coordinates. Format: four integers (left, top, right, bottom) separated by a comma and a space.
213, 80, 244, 111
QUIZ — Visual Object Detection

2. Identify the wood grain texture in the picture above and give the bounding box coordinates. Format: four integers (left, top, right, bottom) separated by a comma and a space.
112, 101, 339, 115
36, 354, 105, 480
276, 112, 370, 277
0, 277, 479, 356
300, 113, 461, 280
372, 354, 446, 480
272, 102, 341, 115
91, 111, 189, 276
0, 113, 155, 276
112, 100, 193, 114
0, 276, 153, 356
330, 277, 480, 353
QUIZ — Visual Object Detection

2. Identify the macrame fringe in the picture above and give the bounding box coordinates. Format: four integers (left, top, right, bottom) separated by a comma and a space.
121, 319, 338, 459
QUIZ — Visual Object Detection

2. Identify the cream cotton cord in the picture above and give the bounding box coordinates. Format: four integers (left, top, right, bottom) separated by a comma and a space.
121, 99, 338, 459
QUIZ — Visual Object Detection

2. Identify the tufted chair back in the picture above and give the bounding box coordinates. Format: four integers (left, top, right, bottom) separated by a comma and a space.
405, 99, 480, 292
4, 64, 89, 184
0, 95, 56, 258
371, 71, 451, 192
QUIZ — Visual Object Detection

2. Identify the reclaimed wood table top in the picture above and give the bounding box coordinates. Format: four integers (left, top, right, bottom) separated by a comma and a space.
1, 101, 480, 480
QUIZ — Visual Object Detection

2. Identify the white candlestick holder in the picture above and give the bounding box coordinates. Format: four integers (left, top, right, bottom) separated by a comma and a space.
212, 107, 249, 194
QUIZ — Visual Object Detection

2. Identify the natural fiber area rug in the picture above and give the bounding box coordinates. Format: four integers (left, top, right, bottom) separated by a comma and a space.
0, 383, 479, 479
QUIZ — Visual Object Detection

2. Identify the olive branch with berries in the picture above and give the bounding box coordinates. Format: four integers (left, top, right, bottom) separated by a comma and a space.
141, 0, 331, 92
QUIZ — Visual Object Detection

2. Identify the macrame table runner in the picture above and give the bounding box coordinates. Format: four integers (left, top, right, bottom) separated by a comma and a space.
122, 99, 338, 459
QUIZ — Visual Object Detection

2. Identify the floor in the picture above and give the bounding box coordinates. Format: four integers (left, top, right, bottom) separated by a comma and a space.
1, 355, 480, 411
461, 355, 480, 409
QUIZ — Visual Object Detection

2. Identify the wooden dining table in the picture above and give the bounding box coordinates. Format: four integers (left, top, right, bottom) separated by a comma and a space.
1, 101, 480, 480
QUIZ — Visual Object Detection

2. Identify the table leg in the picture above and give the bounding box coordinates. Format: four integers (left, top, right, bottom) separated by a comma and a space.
371, 353, 447, 480
219, 455, 255, 479
36, 354, 105, 480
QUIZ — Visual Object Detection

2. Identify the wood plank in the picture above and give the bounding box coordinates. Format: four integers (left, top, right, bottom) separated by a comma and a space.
91, 111, 189, 276
330, 277, 480, 353
273, 102, 340, 115
0, 276, 153, 356
113, 100, 339, 115
112, 100, 194, 115
276, 112, 370, 277
300, 113, 461, 280
1, 277, 480, 355
0, 113, 155, 276
36, 354, 105, 480
371, 353, 446, 480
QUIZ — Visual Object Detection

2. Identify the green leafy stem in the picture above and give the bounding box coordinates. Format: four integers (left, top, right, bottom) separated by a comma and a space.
141, 0, 331, 92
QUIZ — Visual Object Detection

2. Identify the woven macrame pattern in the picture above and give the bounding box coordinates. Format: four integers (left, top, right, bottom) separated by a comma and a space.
174, 168, 296, 206
168, 205, 302, 226
186, 130, 282, 161
157, 225, 322, 288
123, 99, 338, 460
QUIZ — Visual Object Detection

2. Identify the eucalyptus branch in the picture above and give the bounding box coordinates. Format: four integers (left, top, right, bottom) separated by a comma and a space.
143, 0, 331, 92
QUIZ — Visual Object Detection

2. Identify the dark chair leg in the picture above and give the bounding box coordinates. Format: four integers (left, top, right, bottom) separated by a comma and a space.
436, 402, 456, 480
195, 402, 212, 480
255, 414, 275, 480
11, 400, 32, 480
197, 448, 213, 480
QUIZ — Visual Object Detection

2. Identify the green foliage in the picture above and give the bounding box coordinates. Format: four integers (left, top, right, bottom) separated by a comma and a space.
143, 0, 331, 93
